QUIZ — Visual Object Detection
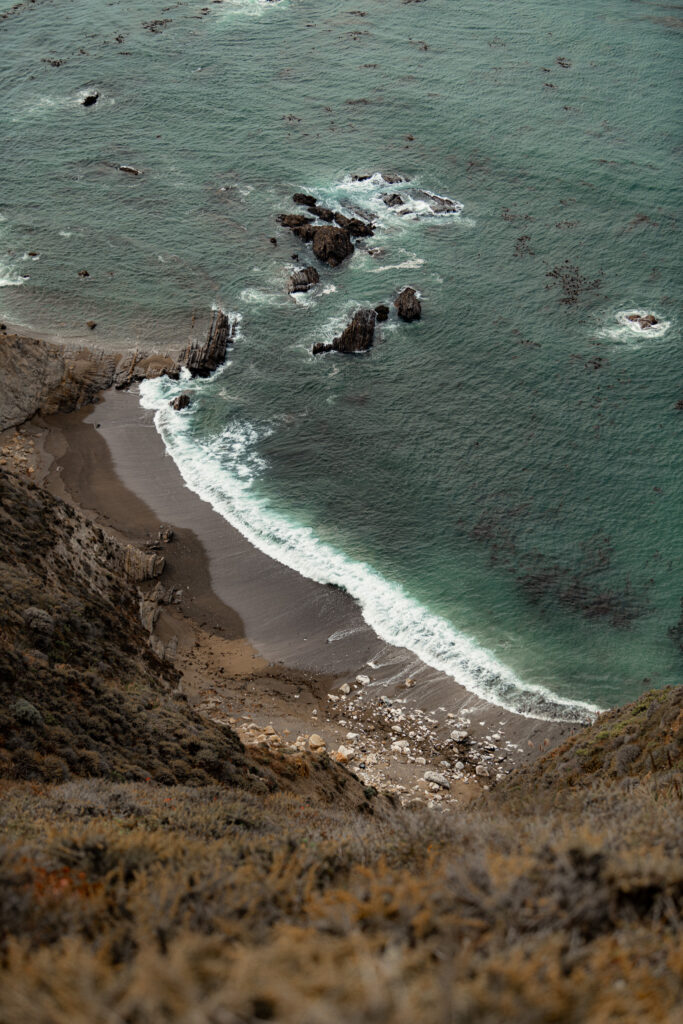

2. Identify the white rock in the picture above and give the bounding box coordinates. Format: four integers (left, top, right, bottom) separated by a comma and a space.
337, 744, 355, 761
475, 764, 490, 778
450, 730, 469, 742
414, 756, 426, 766
455, 761, 465, 771
346, 732, 358, 741
391, 724, 402, 734
391, 740, 410, 754
424, 771, 450, 790
356, 674, 370, 685
308, 734, 326, 751
339, 683, 351, 695
328, 694, 339, 702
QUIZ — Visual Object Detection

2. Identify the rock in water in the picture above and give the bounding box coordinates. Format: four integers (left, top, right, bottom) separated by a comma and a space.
170, 392, 191, 411
180, 310, 237, 378
332, 308, 376, 353
394, 286, 422, 322
292, 193, 318, 207
382, 171, 405, 184
333, 212, 374, 237
374, 304, 390, 322
311, 226, 354, 266
277, 213, 314, 229
288, 265, 320, 294
626, 312, 659, 329
82, 91, 99, 107
382, 193, 405, 207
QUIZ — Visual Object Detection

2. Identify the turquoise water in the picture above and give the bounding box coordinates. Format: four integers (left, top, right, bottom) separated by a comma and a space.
2, 0, 681, 717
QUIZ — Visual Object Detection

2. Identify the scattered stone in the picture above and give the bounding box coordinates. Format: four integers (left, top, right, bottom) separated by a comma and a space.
424, 771, 450, 790
391, 740, 410, 754
355, 674, 370, 685
170, 392, 191, 411
394, 287, 422, 322
476, 764, 490, 778
308, 733, 325, 751
337, 744, 355, 761
339, 682, 351, 695
450, 729, 469, 742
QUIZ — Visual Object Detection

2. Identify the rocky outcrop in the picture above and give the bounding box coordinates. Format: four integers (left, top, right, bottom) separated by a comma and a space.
288, 266, 320, 294
292, 193, 318, 207
0, 334, 124, 432
310, 205, 334, 222
374, 304, 390, 322
382, 193, 404, 207
81, 91, 99, 107
277, 213, 314, 230
311, 226, 354, 267
313, 308, 376, 355
394, 287, 422, 322
170, 393, 191, 411
333, 212, 374, 237
626, 313, 659, 329
123, 545, 165, 582
179, 310, 237, 378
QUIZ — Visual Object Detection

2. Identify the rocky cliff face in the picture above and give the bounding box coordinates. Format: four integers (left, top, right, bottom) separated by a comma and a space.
0, 314, 239, 432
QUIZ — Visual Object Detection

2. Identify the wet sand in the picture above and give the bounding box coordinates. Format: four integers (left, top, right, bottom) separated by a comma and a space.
39, 386, 576, 761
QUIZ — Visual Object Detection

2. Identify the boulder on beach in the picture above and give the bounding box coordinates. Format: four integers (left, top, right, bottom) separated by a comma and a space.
288, 265, 320, 294
170, 393, 191, 411
311, 225, 354, 266
394, 286, 422, 322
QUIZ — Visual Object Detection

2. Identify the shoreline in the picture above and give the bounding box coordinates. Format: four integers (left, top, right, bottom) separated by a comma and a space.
26, 385, 578, 799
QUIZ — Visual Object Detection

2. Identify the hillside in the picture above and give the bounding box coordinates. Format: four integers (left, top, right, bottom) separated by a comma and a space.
0, 468, 681, 1023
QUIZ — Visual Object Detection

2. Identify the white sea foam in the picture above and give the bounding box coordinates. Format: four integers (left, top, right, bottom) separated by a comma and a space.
239, 287, 286, 306
313, 173, 465, 235
599, 308, 672, 347
138, 366, 601, 724
0, 261, 27, 287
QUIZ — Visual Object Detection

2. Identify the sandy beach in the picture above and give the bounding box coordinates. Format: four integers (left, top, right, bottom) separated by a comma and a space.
0, 384, 570, 805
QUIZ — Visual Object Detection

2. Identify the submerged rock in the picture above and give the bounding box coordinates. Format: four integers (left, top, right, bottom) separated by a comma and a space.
170, 392, 191, 411
394, 287, 422, 322
118, 165, 141, 175
311, 225, 354, 266
180, 309, 238, 378
288, 265, 320, 294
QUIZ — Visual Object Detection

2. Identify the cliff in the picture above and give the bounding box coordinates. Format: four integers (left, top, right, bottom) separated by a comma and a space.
0, 467, 680, 1023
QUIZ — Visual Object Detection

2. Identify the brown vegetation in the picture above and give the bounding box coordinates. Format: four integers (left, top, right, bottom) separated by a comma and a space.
0, 468, 681, 1022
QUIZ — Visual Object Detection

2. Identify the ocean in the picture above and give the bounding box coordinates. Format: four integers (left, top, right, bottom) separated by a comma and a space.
2, 0, 681, 718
